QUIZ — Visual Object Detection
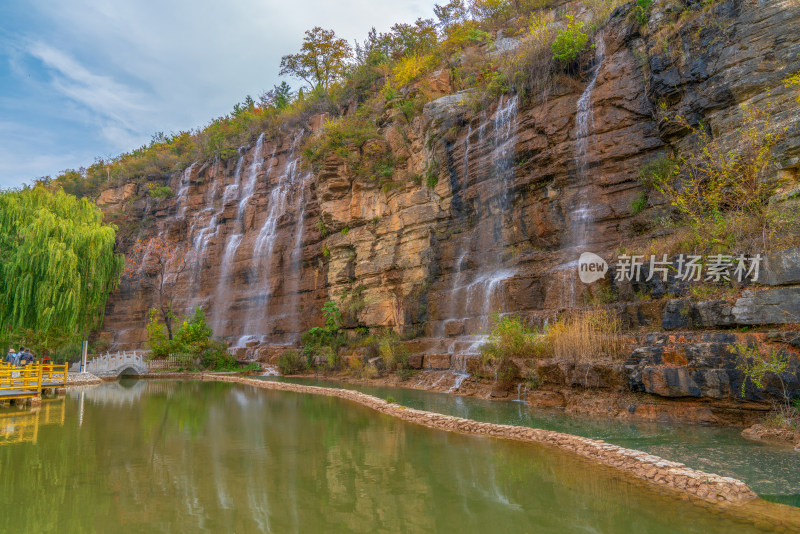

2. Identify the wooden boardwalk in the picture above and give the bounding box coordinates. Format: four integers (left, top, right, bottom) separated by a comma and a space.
0, 363, 68, 402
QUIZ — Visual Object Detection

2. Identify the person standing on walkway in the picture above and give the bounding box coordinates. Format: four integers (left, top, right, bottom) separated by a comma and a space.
11, 348, 23, 366
19, 348, 35, 366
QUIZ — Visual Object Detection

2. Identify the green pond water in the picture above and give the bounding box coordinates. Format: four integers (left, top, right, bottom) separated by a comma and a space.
0, 380, 793, 533
261, 376, 800, 507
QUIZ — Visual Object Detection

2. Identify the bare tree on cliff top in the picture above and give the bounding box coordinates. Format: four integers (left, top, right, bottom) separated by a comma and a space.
280, 27, 352, 91
125, 235, 195, 340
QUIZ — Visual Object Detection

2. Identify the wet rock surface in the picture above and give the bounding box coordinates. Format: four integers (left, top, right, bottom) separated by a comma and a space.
97, 2, 800, 416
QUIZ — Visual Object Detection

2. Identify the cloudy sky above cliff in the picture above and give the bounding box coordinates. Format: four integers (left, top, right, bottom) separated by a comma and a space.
0, 0, 438, 188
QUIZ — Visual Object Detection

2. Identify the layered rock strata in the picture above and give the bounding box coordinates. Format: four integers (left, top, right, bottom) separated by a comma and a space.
98, 0, 800, 408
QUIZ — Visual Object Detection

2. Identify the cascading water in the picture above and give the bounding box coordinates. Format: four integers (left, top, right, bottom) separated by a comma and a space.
238, 133, 266, 221
212, 233, 243, 335
222, 151, 246, 205
175, 163, 195, 217
190, 162, 223, 277
561, 31, 606, 306
439, 95, 519, 336
244, 132, 307, 338
570, 32, 606, 249
211, 137, 278, 338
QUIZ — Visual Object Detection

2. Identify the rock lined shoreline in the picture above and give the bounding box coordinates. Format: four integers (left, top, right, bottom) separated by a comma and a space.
201, 374, 757, 505
66, 372, 103, 385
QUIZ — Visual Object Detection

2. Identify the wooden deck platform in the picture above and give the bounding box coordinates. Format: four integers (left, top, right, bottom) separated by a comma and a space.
0, 363, 68, 402
0, 389, 40, 400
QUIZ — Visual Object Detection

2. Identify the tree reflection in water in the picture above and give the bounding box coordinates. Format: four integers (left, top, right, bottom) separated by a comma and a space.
0, 381, 787, 533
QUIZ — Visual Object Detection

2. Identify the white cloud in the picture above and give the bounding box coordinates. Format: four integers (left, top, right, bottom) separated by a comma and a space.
28, 42, 151, 143
1, 0, 440, 187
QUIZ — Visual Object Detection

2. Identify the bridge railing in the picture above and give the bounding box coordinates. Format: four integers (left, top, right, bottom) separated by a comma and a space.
40, 363, 69, 386
0, 366, 43, 400
70, 351, 147, 374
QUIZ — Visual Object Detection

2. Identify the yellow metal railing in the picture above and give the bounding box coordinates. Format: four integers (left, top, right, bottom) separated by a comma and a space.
0, 361, 68, 401
40, 363, 68, 387
0, 365, 43, 400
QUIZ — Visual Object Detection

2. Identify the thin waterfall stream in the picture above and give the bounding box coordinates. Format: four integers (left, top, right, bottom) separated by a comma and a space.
559, 31, 607, 307
439, 95, 519, 338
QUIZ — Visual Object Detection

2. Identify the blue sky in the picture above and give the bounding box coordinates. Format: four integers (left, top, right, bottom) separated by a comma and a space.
0, 0, 438, 189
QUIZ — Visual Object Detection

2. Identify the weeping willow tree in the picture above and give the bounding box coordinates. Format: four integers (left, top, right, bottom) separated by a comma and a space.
0, 186, 125, 354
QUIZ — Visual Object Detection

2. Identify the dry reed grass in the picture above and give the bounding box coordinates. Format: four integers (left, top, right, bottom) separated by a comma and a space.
546, 308, 626, 362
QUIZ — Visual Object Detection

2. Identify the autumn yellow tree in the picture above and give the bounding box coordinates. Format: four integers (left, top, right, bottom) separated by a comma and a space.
280, 27, 352, 91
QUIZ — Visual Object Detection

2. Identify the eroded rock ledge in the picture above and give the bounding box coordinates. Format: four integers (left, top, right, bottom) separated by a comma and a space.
202, 374, 757, 506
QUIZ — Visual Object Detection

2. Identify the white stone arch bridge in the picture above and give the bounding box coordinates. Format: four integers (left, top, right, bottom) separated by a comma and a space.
70, 351, 149, 378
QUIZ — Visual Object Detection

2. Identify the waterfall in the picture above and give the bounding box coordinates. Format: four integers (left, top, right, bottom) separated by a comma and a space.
448, 355, 471, 392
570, 32, 606, 250
561, 32, 606, 307
244, 132, 306, 337
222, 150, 246, 205
175, 163, 195, 217
190, 163, 222, 276
515, 383, 528, 402
210, 136, 276, 338
210, 134, 280, 338
439, 95, 519, 336
286, 171, 311, 339
210, 153, 246, 336
238, 133, 266, 222
212, 233, 243, 335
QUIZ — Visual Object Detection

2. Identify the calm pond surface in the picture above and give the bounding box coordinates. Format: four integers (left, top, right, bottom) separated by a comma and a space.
0, 380, 793, 533
262, 376, 800, 506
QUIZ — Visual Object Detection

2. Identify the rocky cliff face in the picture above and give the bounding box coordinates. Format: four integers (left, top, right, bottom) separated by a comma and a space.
100, 0, 800, 375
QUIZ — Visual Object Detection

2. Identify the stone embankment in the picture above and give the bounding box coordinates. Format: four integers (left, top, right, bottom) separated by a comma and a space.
203, 374, 757, 506
742, 424, 800, 450
66, 372, 102, 385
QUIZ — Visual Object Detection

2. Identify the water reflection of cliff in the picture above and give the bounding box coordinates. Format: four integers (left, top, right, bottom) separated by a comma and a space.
0, 382, 783, 533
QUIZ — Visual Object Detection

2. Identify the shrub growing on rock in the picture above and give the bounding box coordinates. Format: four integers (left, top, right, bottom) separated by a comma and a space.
481, 315, 546, 361
733, 343, 799, 426
378, 330, 410, 371
278, 349, 308, 375
645, 105, 794, 254
551, 15, 588, 64
300, 300, 348, 370
146, 306, 232, 370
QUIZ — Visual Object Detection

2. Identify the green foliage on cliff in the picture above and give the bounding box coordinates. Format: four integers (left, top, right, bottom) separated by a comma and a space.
551, 16, 589, 63
147, 184, 174, 199
646, 104, 796, 253
0, 186, 124, 354
146, 306, 234, 370
481, 315, 544, 362
632, 0, 654, 26
301, 300, 347, 369
786, 73, 800, 102
302, 111, 397, 183
733, 343, 798, 426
